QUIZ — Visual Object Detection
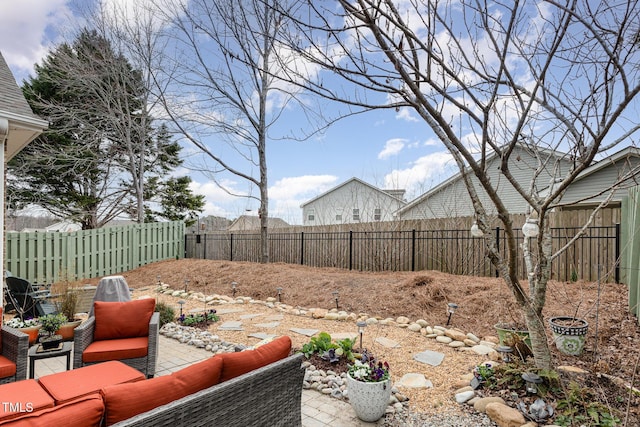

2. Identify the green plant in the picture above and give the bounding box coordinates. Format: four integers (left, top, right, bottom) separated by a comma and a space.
555, 382, 621, 427
347, 351, 390, 382
155, 301, 175, 327
473, 362, 495, 382
301, 332, 335, 358
38, 313, 67, 337
178, 310, 219, 326
336, 337, 357, 362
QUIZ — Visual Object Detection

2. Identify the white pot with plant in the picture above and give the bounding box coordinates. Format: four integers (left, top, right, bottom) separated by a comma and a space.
38, 313, 67, 350
346, 351, 391, 422
5, 317, 41, 345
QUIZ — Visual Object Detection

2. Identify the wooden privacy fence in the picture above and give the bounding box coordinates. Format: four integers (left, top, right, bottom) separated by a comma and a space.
185, 225, 620, 283
5, 221, 184, 283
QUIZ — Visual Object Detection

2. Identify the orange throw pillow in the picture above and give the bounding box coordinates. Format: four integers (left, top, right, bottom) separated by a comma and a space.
93, 299, 155, 340
219, 336, 291, 382
0, 394, 104, 427
102, 356, 223, 426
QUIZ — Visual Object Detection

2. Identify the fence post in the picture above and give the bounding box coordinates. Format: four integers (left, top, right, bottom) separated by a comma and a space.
300, 232, 304, 265
203, 233, 207, 260
230, 233, 234, 262
411, 229, 416, 271
615, 222, 620, 283
495, 226, 500, 278
349, 230, 353, 271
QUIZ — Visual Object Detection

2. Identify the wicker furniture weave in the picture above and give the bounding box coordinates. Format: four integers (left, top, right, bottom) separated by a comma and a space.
112, 353, 305, 427
73, 312, 159, 378
0, 325, 29, 384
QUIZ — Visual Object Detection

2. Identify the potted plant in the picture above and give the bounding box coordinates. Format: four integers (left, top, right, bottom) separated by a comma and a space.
53, 278, 83, 340
549, 316, 589, 355
5, 317, 41, 345
38, 313, 67, 350
346, 351, 391, 422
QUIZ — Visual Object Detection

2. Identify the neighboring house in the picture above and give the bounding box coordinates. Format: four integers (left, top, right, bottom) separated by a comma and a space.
396, 144, 640, 220
395, 145, 574, 220
301, 177, 407, 226
227, 215, 289, 231
0, 51, 48, 302
554, 146, 640, 208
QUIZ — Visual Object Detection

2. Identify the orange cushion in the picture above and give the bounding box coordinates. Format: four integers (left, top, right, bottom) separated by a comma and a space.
0, 394, 104, 427
38, 360, 145, 404
82, 337, 149, 363
0, 379, 54, 422
0, 356, 16, 379
102, 356, 223, 426
219, 336, 292, 382
93, 299, 155, 340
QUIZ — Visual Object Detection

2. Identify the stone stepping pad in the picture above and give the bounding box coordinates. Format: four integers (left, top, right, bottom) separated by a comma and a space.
254, 322, 280, 328
375, 337, 400, 348
247, 333, 277, 340
395, 373, 433, 389
290, 328, 319, 337
239, 313, 264, 320
218, 321, 243, 331
413, 350, 445, 366
215, 308, 245, 315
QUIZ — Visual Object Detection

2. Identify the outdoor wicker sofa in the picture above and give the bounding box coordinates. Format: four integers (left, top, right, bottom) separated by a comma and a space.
0, 335, 304, 426
112, 352, 305, 427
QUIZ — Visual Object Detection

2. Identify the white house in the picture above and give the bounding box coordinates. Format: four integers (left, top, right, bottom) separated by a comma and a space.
301, 177, 406, 225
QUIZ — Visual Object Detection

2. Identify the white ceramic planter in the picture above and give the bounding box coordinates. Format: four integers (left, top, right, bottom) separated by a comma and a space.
346, 372, 392, 422
549, 316, 589, 356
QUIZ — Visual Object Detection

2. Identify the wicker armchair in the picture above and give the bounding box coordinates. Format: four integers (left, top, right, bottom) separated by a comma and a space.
0, 324, 29, 384
73, 302, 159, 378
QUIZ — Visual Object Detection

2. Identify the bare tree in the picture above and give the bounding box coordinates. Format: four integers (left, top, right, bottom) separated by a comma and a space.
153, 0, 314, 263
276, 0, 640, 368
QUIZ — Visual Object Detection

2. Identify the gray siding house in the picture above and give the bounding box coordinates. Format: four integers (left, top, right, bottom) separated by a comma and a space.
395, 145, 573, 220
301, 178, 406, 226
396, 145, 640, 220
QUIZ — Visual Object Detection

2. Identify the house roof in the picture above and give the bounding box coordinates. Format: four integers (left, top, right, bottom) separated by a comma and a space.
0, 51, 48, 161
228, 215, 289, 230
395, 145, 569, 216
300, 177, 406, 208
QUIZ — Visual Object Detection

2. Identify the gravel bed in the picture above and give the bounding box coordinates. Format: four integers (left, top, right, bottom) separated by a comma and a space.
383, 409, 497, 426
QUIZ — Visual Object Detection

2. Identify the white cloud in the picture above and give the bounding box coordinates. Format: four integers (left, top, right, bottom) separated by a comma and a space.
0, 0, 71, 79
384, 151, 454, 197
395, 107, 419, 122
378, 138, 406, 159
268, 175, 338, 224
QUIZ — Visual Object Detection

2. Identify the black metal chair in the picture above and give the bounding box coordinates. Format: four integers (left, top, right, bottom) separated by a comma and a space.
5, 277, 57, 319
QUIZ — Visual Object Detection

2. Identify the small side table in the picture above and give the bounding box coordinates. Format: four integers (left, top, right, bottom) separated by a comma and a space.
28, 341, 73, 379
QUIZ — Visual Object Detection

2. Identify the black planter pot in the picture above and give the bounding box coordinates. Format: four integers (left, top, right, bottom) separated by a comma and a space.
40, 335, 63, 350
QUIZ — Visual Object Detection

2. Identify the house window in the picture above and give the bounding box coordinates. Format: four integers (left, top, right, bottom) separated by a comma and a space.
335, 214, 342, 221
353, 209, 360, 221
374, 208, 381, 221
307, 209, 315, 221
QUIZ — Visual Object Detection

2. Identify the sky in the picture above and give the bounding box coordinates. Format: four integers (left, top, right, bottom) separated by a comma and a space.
0, 0, 458, 225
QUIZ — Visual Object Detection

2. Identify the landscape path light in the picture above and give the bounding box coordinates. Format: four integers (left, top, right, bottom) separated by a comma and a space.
232, 281, 237, 297
496, 345, 514, 363
446, 302, 458, 326
522, 372, 543, 394
356, 321, 367, 351
332, 291, 339, 310
184, 279, 189, 293
276, 287, 283, 303
470, 220, 483, 237
177, 300, 186, 317
156, 275, 161, 286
